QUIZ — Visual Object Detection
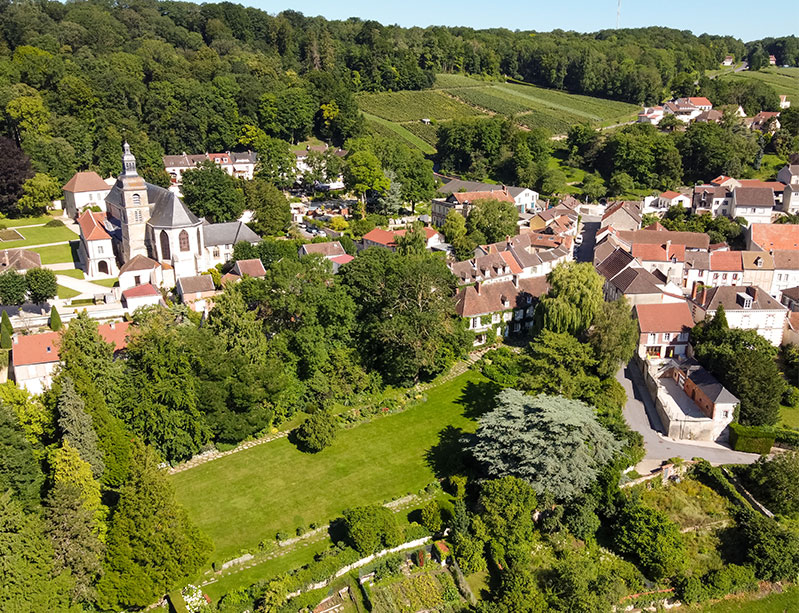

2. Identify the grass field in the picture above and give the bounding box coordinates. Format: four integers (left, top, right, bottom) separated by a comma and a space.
686, 586, 799, 612
171, 370, 494, 561
33, 242, 79, 265
92, 277, 119, 288
717, 67, 799, 103
0, 213, 62, 227
56, 269, 85, 280
0, 224, 78, 249
57, 284, 81, 299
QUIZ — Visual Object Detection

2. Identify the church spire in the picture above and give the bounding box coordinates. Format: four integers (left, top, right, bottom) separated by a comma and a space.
122, 141, 138, 176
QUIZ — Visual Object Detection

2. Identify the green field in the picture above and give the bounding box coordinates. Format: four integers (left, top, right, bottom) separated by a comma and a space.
171, 370, 493, 561
57, 284, 81, 299
33, 242, 79, 265
56, 269, 85, 280
717, 67, 799, 102
357, 90, 484, 122
362, 112, 437, 154
360, 74, 640, 153
0, 224, 78, 249
687, 586, 799, 612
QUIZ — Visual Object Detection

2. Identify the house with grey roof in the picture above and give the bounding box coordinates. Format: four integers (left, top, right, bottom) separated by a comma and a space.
80, 143, 260, 290
163, 151, 257, 185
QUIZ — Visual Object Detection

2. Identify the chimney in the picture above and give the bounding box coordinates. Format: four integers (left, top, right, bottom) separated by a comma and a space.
691, 282, 698, 300
665, 239, 672, 257
700, 286, 707, 305
512, 275, 519, 288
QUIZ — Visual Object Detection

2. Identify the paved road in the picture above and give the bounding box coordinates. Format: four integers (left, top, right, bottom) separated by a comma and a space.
575, 215, 600, 263
617, 363, 760, 468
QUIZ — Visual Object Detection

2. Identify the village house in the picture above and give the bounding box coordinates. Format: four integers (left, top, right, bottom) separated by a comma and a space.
744, 111, 781, 133
631, 241, 685, 286
0, 249, 41, 274
777, 161, 799, 186
643, 191, 691, 213
771, 250, 799, 297
76, 211, 119, 278
689, 285, 787, 346
637, 106, 664, 125
662, 97, 713, 123
231, 258, 267, 279
780, 286, 799, 311
431, 189, 517, 228
635, 301, 694, 360
176, 275, 218, 312
62, 171, 112, 218
455, 277, 549, 346
121, 283, 162, 310
780, 95, 791, 110
450, 235, 569, 285
361, 227, 444, 252
600, 201, 642, 232
11, 322, 130, 394
741, 251, 775, 290
163, 151, 257, 185
436, 178, 539, 215
769, 55, 777, 66
747, 223, 799, 252
299, 241, 354, 271
722, 55, 734, 66
595, 247, 684, 306
692, 185, 732, 217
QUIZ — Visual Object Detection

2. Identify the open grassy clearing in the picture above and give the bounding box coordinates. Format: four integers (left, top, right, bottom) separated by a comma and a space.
171, 370, 494, 561
686, 586, 799, 612
57, 284, 81, 299
357, 90, 484, 122
34, 242, 78, 265
718, 67, 799, 102
748, 153, 788, 181
0, 212, 63, 227
0, 224, 78, 249
363, 113, 437, 154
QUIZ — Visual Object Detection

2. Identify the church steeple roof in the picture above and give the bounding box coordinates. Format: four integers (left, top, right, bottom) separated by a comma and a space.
122, 141, 138, 177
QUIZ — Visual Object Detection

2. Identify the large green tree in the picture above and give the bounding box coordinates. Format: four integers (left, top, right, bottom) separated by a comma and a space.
0, 402, 44, 509
744, 452, 799, 517
96, 441, 211, 610
181, 159, 246, 223
244, 178, 290, 236
535, 262, 604, 336
587, 298, 638, 378
472, 389, 621, 501
465, 198, 519, 244
25, 267, 58, 303
613, 499, 685, 580
56, 376, 104, 480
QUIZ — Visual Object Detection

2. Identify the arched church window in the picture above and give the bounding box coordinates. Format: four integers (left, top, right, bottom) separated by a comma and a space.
160, 230, 171, 260
132, 194, 140, 205
179, 229, 190, 252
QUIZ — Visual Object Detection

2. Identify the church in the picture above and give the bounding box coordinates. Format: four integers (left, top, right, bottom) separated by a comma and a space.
76, 143, 259, 291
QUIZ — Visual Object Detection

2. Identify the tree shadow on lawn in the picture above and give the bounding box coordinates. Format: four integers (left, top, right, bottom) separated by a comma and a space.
425, 425, 481, 482
456, 380, 502, 420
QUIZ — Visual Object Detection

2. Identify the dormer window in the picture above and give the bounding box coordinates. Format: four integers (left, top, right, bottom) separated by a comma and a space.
755, 257, 763, 268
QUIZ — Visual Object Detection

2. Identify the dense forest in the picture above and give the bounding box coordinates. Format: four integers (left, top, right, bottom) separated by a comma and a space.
0, 0, 797, 193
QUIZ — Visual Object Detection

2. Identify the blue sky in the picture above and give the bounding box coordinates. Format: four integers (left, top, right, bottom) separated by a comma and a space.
247, 0, 796, 41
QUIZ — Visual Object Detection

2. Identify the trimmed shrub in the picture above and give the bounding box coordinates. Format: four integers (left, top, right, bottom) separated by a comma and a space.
45, 218, 65, 227
729, 422, 775, 454
775, 428, 799, 450
49, 305, 62, 331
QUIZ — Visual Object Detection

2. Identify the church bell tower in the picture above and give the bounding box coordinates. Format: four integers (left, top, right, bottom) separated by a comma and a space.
119, 143, 150, 261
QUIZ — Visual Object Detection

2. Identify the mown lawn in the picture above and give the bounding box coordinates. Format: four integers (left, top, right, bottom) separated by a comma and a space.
0, 213, 62, 227
57, 284, 81, 299
0, 224, 78, 249
92, 277, 119, 288
33, 242, 79, 265
718, 67, 799, 102
171, 370, 495, 561
56, 269, 85, 280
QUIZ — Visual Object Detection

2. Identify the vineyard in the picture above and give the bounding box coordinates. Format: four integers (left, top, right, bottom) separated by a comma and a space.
356, 90, 483, 122
718, 67, 799, 102
358, 74, 640, 152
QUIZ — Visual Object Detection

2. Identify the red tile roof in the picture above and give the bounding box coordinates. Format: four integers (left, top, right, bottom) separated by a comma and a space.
738, 179, 785, 192
750, 224, 799, 251
232, 258, 266, 278
331, 254, 354, 265
62, 171, 109, 193
710, 251, 743, 271
12, 321, 130, 366
632, 242, 685, 262
687, 97, 713, 107
450, 190, 514, 204
362, 228, 397, 247
77, 211, 110, 241
122, 283, 159, 299
500, 251, 523, 274
660, 191, 682, 199
635, 302, 695, 334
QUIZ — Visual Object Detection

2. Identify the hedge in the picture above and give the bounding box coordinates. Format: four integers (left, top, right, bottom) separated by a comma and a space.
728, 423, 775, 454
775, 428, 799, 450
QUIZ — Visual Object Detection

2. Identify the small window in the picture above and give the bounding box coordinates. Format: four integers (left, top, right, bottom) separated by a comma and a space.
663, 333, 671, 341
179, 229, 190, 252
213, 248, 220, 258
134, 210, 142, 223
132, 194, 140, 206
98, 246, 104, 255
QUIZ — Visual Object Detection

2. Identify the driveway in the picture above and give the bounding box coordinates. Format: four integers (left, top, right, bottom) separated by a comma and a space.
618, 363, 760, 470
575, 215, 600, 263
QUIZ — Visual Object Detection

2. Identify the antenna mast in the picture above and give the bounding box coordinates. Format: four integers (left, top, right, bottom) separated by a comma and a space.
616, 0, 621, 29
